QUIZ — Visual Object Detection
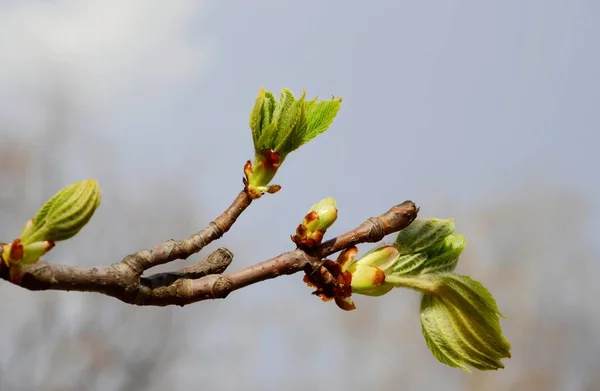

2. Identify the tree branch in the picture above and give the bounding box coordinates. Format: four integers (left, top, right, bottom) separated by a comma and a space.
1, 201, 417, 307
120, 190, 251, 275
140, 247, 234, 289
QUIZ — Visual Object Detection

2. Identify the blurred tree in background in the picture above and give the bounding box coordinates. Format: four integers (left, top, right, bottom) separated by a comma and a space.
0, 86, 209, 391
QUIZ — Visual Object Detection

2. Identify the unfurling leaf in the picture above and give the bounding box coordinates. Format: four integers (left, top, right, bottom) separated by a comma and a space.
395, 218, 455, 255
388, 273, 511, 372
418, 233, 465, 275
302, 212, 510, 373
2, 179, 101, 267
245, 87, 341, 197
26, 179, 102, 243
388, 233, 466, 277
305, 97, 342, 142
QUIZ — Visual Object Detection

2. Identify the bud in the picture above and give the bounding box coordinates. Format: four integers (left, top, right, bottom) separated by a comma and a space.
292, 197, 338, 248
244, 149, 282, 198
304, 197, 338, 232
24, 179, 101, 244
349, 264, 393, 297
2, 180, 101, 267
1, 239, 55, 267
339, 244, 398, 297
352, 244, 400, 271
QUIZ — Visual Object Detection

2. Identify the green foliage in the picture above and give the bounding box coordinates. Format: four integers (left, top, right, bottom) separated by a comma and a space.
245, 87, 342, 195
338, 217, 510, 371
249, 87, 342, 161
345, 218, 465, 279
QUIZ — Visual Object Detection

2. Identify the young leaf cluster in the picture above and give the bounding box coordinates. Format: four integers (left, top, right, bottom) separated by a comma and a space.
250, 88, 341, 161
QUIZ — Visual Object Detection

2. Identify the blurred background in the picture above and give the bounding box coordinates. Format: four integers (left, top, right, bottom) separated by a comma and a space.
0, 1, 598, 390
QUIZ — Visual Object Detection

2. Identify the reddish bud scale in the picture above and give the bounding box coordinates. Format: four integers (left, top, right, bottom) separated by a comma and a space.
265, 185, 281, 194
243, 160, 253, 180
335, 297, 356, 311
291, 229, 324, 249
9, 239, 23, 263
372, 268, 386, 286
303, 211, 319, 225
263, 148, 281, 169
243, 150, 283, 198
336, 246, 359, 269
303, 260, 352, 302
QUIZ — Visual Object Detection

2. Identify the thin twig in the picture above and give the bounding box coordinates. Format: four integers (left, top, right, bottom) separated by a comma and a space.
140, 248, 234, 289
120, 190, 251, 275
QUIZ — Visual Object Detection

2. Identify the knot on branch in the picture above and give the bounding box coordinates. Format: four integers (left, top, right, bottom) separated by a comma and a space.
365, 216, 386, 239
211, 276, 234, 299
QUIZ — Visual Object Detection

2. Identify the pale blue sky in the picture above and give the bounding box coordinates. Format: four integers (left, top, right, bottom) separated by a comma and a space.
82, 0, 600, 213
100, 0, 599, 254
2, 1, 597, 219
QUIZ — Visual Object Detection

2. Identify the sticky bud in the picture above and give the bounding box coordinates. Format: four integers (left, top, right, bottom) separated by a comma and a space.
349, 264, 392, 297
304, 197, 338, 232
2, 179, 101, 267
352, 244, 400, 272
23, 179, 101, 244
292, 197, 338, 248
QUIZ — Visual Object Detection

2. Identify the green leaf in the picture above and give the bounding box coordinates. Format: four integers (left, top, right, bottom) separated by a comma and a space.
275, 90, 306, 154
249, 87, 266, 148
395, 218, 455, 255
305, 98, 341, 142
255, 89, 295, 152
272, 89, 296, 124
387, 234, 465, 277
421, 294, 469, 369
419, 234, 465, 274
280, 107, 308, 155
256, 121, 279, 152
418, 273, 511, 372
386, 253, 429, 276
261, 91, 276, 132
